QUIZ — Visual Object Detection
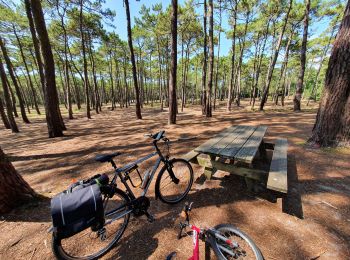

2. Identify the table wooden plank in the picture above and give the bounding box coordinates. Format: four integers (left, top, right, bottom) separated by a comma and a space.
195, 125, 236, 154
218, 125, 257, 159
234, 126, 268, 164
267, 139, 288, 193
204, 125, 247, 155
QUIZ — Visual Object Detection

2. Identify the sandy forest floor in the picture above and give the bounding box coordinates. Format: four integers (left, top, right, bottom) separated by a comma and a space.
0, 99, 349, 260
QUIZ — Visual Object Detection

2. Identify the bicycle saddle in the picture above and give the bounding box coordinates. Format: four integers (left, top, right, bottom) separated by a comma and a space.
95, 152, 122, 163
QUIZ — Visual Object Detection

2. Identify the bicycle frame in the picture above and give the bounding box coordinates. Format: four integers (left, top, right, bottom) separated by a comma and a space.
104, 137, 172, 223
189, 224, 201, 260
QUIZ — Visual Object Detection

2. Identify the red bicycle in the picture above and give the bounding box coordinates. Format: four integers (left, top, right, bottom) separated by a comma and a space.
167, 202, 263, 260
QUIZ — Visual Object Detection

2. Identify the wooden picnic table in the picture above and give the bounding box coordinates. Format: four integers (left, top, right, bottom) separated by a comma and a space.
183, 125, 288, 193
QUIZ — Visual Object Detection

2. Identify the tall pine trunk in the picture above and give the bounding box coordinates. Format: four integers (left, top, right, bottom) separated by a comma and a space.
293, 0, 310, 111
205, 0, 214, 117
79, 0, 91, 119
0, 37, 30, 124
259, 0, 292, 111
30, 0, 64, 137
227, 1, 237, 112
201, 0, 208, 115
0, 58, 19, 132
308, 0, 350, 146
124, 0, 142, 119
168, 0, 178, 124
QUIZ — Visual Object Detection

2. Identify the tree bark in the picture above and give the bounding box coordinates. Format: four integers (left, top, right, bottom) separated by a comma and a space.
201, 0, 208, 115
0, 97, 10, 129
205, 0, 214, 117
124, 0, 142, 119
0, 146, 36, 214
30, 0, 64, 137
0, 37, 30, 124
169, 0, 178, 124
293, 0, 310, 111
308, 0, 350, 146
0, 57, 19, 132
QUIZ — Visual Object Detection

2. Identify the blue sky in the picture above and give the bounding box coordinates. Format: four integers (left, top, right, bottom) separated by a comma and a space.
104, 0, 331, 57
104, 0, 233, 55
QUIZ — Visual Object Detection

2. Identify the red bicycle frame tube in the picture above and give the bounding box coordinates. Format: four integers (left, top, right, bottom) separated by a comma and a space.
188, 225, 201, 260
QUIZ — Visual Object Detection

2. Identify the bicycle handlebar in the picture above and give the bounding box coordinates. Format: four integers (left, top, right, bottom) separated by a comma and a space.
144, 130, 165, 141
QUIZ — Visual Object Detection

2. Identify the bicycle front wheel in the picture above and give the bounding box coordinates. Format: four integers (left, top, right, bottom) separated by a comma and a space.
210, 224, 263, 260
155, 158, 194, 204
52, 188, 130, 260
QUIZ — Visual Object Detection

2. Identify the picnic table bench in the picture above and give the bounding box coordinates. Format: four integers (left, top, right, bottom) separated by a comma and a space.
182, 125, 288, 193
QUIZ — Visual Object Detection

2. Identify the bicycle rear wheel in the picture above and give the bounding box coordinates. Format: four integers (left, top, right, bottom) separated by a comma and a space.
210, 224, 263, 260
52, 188, 130, 260
155, 158, 193, 204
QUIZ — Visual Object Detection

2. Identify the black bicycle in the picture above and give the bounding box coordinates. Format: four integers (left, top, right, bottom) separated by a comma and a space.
52, 130, 194, 259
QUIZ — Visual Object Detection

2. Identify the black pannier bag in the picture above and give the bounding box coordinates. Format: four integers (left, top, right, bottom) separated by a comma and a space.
51, 182, 104, 239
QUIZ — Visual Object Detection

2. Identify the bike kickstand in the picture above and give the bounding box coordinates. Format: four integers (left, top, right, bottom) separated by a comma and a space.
145, 211, 155, 223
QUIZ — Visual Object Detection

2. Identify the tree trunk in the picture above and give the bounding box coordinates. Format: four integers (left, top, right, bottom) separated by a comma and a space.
0, 146, 36, 214
79, 0, 91, 119
31, 0, 64, 137
88, 35, 100, 114
279, 30, 293, 106
0, 58, 19, 132
293, 0, 310, 111
308, 0, 350, 146
227, 1, 237, 111
13, 26, 41, 115
124, 0, 142, 119
201, 0, 208, 115
0, 37, 30, 124
168, 0, 178, 124
24, 0, 45, 97
252, 21, 270, 109
0, 97, 10, 129
259, 0, 292, 111
214, 0, 222, 111
57, 5, 73, 119
205, 0, 214, 117
307, 20, 338, 106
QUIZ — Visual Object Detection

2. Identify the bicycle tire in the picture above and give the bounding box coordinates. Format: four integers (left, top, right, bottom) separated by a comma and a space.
210, 224, 263, 260
155, 158, 194, 204
52, 188, 130, 260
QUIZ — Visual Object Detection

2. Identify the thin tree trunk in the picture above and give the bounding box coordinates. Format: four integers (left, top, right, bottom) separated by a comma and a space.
205, 0, 214, 117
13, 26, 40, 115
214, 0, 222, 110
168, 0, 178, 124
79, 0, 91, 119
201, 0, 208, 115
0, 97, 10, 129
259, 0, 293, 111
0, 58, 19, 132
293, 0, 310, 111
124, 0, 142, 119
227, 1, 237, 111
0, 37, 30, 124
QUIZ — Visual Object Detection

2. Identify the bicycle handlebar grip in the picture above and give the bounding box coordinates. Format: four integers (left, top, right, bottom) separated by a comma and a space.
156, 130, 165, 141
